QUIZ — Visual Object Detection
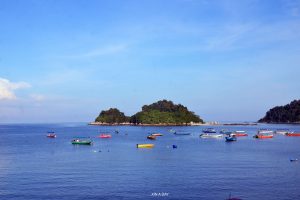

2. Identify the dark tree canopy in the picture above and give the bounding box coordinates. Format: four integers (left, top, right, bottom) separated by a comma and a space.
130, 100, 204, 125
95, 108, 129, 124
258, 99, 300, 123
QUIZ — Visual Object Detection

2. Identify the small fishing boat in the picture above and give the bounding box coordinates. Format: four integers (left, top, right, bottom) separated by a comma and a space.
232, 131, 248, 136
147, 135, 156, 140
151, 133, 163, 136
200, 133, 223, 138
225, 135, 237, 142
275, 129, 290, 134
290, 158, 298, 162
98, 134, 112, 138
254, 133, 273, 139
286, 132, 300, 136
220, 129, 231, 134
71, 138, 92, 145
174, 132, 191, 135
46, 131, 56, 138
136, 144, 154, 148
258, 129, 274, 134
202, 128, 217, 133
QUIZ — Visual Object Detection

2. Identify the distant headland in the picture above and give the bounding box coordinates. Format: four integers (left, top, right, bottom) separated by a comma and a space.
91, 100, 204, 126
258, 99, 300, 123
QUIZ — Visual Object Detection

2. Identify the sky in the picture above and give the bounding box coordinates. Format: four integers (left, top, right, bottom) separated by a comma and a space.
0, 0, 300, 123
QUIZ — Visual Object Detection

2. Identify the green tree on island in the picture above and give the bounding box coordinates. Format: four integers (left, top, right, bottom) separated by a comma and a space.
130, 100, 204, 125
95, 108, 129, 124
259, 99, 300, 123
95, 100, 204, 125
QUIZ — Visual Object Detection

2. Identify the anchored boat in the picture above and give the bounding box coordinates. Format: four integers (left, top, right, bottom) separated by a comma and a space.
200, 133, 223, 138
147, 135, 156, 140
225, 134, 237, 142
232, 131, 248, 136
202, 128, 217, 133
275, 129, 290, 134
136, 144, 154, 148
151, 133, 163, 136
174, 132, 191, 135
71, 138, 92, 145
98, 134, 112, 138
46, 131, 56, 138
286, 132, 300, 136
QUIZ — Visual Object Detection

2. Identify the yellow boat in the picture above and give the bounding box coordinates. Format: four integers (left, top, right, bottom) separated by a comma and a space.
136, 144, 154, 148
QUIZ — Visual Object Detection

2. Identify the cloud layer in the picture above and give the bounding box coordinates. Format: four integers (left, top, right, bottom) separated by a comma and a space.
0, 78, 31, 100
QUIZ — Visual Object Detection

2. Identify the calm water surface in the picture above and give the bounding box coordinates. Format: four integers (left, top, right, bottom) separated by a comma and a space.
0, 123, 300, 200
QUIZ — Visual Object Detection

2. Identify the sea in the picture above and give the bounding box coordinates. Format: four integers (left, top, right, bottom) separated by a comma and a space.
0, 123, 300, 200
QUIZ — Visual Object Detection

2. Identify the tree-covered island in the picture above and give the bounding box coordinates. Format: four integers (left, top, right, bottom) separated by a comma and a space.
258, 99, 300, 123
93, 100, 204, 126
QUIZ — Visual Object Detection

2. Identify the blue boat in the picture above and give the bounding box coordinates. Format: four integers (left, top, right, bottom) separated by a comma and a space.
202, 128, 217, 133
225, 135, 237, 142
174, 132, 191, 135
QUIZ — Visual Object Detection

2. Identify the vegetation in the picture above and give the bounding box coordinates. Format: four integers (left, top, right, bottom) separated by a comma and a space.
95, 108, 129, 124
258, 99, 300, 123
95, 100, 204, 125
130, 100, 204, 125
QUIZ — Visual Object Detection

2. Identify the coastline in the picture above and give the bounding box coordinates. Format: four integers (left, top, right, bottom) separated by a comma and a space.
88, 122, 209, 126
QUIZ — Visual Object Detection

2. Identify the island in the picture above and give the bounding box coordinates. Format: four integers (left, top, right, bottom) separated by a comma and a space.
258, 99, 300, 123
91, 99, 204, 126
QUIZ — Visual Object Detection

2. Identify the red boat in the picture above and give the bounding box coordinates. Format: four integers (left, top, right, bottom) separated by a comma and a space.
98, 134, 112, 138
233, 131, 248, 137
254, 134, 273, 139
286, 132, 300, 136
46, 133, 56, 138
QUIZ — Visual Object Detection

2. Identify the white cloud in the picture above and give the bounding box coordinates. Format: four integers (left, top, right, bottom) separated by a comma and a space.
0, 78, 31, 100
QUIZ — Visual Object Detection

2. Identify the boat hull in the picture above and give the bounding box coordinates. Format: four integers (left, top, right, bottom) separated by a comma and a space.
72, 141, 92, 145
147, 135, 156, 140
225, 137, 237, 142
200, 134, 223, 138
254, 135, 273, 139
286, 133, 300, 136
137, 144, 154, 148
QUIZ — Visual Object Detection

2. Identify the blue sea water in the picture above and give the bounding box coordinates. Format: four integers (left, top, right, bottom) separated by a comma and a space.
0, 123, 300, 200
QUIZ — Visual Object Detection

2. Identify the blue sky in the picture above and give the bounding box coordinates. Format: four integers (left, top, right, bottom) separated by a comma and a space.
0, 0, 300, 123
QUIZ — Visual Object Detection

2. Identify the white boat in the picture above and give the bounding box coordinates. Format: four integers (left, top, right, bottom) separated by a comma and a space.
258, 129, 274, 134
275, 129, 290, 134
200, 133, 223, 138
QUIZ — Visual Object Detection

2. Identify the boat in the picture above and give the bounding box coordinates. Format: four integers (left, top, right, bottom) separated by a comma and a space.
200, 133, 223, 138
147, 135, 156, 140
258, 129, 274, 134
151, 133, 163, 136
225, 135, 237, 142
254, 133, 273, 139
136, 144, 154, 148
174, 132, 191, 135
290, 158, 298, 162
220, 129, 231, 134
286, 132, 300, 136
275, 129, 290, 134
232, 131, 248, 136
46, 131, 56, 138
202, 128, 217, 133
71, 138, 92, 145
98, 134, 112, 138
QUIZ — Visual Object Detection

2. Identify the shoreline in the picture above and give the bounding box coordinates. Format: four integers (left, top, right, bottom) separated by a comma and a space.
88, 122, 208, 126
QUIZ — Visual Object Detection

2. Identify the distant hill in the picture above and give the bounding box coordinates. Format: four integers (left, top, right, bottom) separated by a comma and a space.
94, 100, 204, 125
258, 99, 300, 123
130, 100, 204, 125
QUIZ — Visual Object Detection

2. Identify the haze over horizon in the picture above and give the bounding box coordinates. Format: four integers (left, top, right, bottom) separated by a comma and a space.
1, 0, 300, 123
